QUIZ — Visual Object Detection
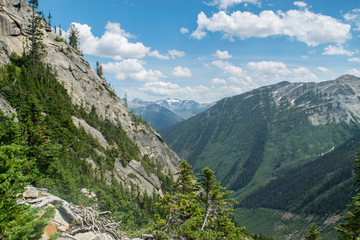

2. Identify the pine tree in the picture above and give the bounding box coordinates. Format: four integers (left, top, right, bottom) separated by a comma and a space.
337, 155, 360, 239
69, 24, 80, 52
197, 167, 238, 233
27, 0, 45, 65
47, 11, 52, 26
174, 160, 198, 194
304, 224, 321, 240
155, 161, 247, 240
0, 111, 54, 239
96, 61, 104, 79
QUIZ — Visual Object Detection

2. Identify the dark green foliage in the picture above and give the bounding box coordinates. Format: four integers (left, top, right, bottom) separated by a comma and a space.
0, 112, 55, 239
239, 134, 360, 214
96, 61, 103, 79
155, 160, 248, 239
0, 53, 162, 232
27, 0, 45, 64
305, 224, 322, 240
76, 105, 141, 167
160, 81, 360, 216
68, 24, 80, 52
337, 155, 360, 239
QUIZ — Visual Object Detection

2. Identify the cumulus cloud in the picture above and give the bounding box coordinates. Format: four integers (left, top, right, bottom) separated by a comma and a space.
139, 81, 242, 102
180, 27, 189, 34
191, 9, 351, 46
212, 60, 319, 91
212, 78, 227, 85
247, 61, 319, 83
317, 66, 331, 73
323, 44, 355, 56
172, 66, 192, 77
102, 59, 165, 81
168, 49, 186, 59
71, 22, 150, 60
213, 50, 232, 59
206, 0, 259, 10
344, 9, 360, 31
349, 57, 360, 63
293, 1, 307, 8
212, 60, 243, 77
148, 50, 170, 60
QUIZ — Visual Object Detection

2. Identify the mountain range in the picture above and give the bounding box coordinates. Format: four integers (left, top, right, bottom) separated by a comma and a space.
160, 74, 360, 239
128, 98, 214, 130
1, 0, 359, 239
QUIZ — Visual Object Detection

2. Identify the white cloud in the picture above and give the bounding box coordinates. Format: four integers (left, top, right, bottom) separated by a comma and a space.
191, 9, 351, 46
293, 1, 307, 8
71, 22, 150, 60
168, 49, 185, 59
246, 61, 319, 83
317, 66, 331, 73
344, 9, 360, 31
172, 66, 192, 77
213, 50, 232, 59
349, 57, 360, 63
139, 81, 242, 102
206, 0, 259, 10
247, 61, 290, 76
102, 59, 165, 82
212, 60, 243, 77
180, 27, 189, 34
346, 68, 360, 76
212, 60, 319, 91
323, 44, 354, 56
212, 78, 226, 85
148, 50, 170, 60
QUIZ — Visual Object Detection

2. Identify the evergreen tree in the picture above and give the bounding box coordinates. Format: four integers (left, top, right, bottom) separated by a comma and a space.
0, 111, 54, 239
155, 160, 247, 240
96, 61, 104, 79
69, 24, 80, 52
27, 0, 45, 65
174, 160, 198, 195
337, 155, 360, 239
47, 11, 52, 26
304, 224, 321, 240
197, 167, 237, 232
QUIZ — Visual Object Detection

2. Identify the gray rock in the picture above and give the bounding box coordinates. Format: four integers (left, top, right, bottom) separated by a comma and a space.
0, 0, 180, 196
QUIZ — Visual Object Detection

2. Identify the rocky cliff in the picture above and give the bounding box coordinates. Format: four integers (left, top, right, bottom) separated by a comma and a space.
0, 0, 180, 194
272, 74, 360, 125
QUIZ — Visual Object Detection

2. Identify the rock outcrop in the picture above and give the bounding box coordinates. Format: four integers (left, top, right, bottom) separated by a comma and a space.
0, 0, 180, 194
21, 186, 154, 240
272, 74, 360, 125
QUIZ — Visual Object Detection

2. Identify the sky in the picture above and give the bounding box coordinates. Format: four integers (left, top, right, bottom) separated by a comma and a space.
39, 0, 359, 103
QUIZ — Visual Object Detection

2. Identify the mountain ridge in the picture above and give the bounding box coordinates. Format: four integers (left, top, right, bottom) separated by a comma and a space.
160, 75, 360, 238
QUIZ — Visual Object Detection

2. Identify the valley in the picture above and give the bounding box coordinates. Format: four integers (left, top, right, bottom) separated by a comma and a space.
0, 0, 359, 239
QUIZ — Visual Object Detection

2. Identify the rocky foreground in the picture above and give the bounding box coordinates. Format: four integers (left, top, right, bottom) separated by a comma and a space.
21, 186, 154, 240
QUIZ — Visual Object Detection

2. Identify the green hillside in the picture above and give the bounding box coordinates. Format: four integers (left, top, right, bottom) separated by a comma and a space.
160, 78, 360, 238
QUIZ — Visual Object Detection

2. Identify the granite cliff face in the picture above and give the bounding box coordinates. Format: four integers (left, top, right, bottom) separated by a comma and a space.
0, 0, 180, 194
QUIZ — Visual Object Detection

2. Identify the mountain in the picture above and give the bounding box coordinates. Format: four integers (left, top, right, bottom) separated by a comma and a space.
160, 75, 360, 239
0, 0, 180, 231
128, 98, 184, 130
155, 98, 214, 119
128, 98, 214, 130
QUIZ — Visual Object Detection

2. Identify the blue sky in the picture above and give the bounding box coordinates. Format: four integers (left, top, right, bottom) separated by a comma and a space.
39, 0, 359, 103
